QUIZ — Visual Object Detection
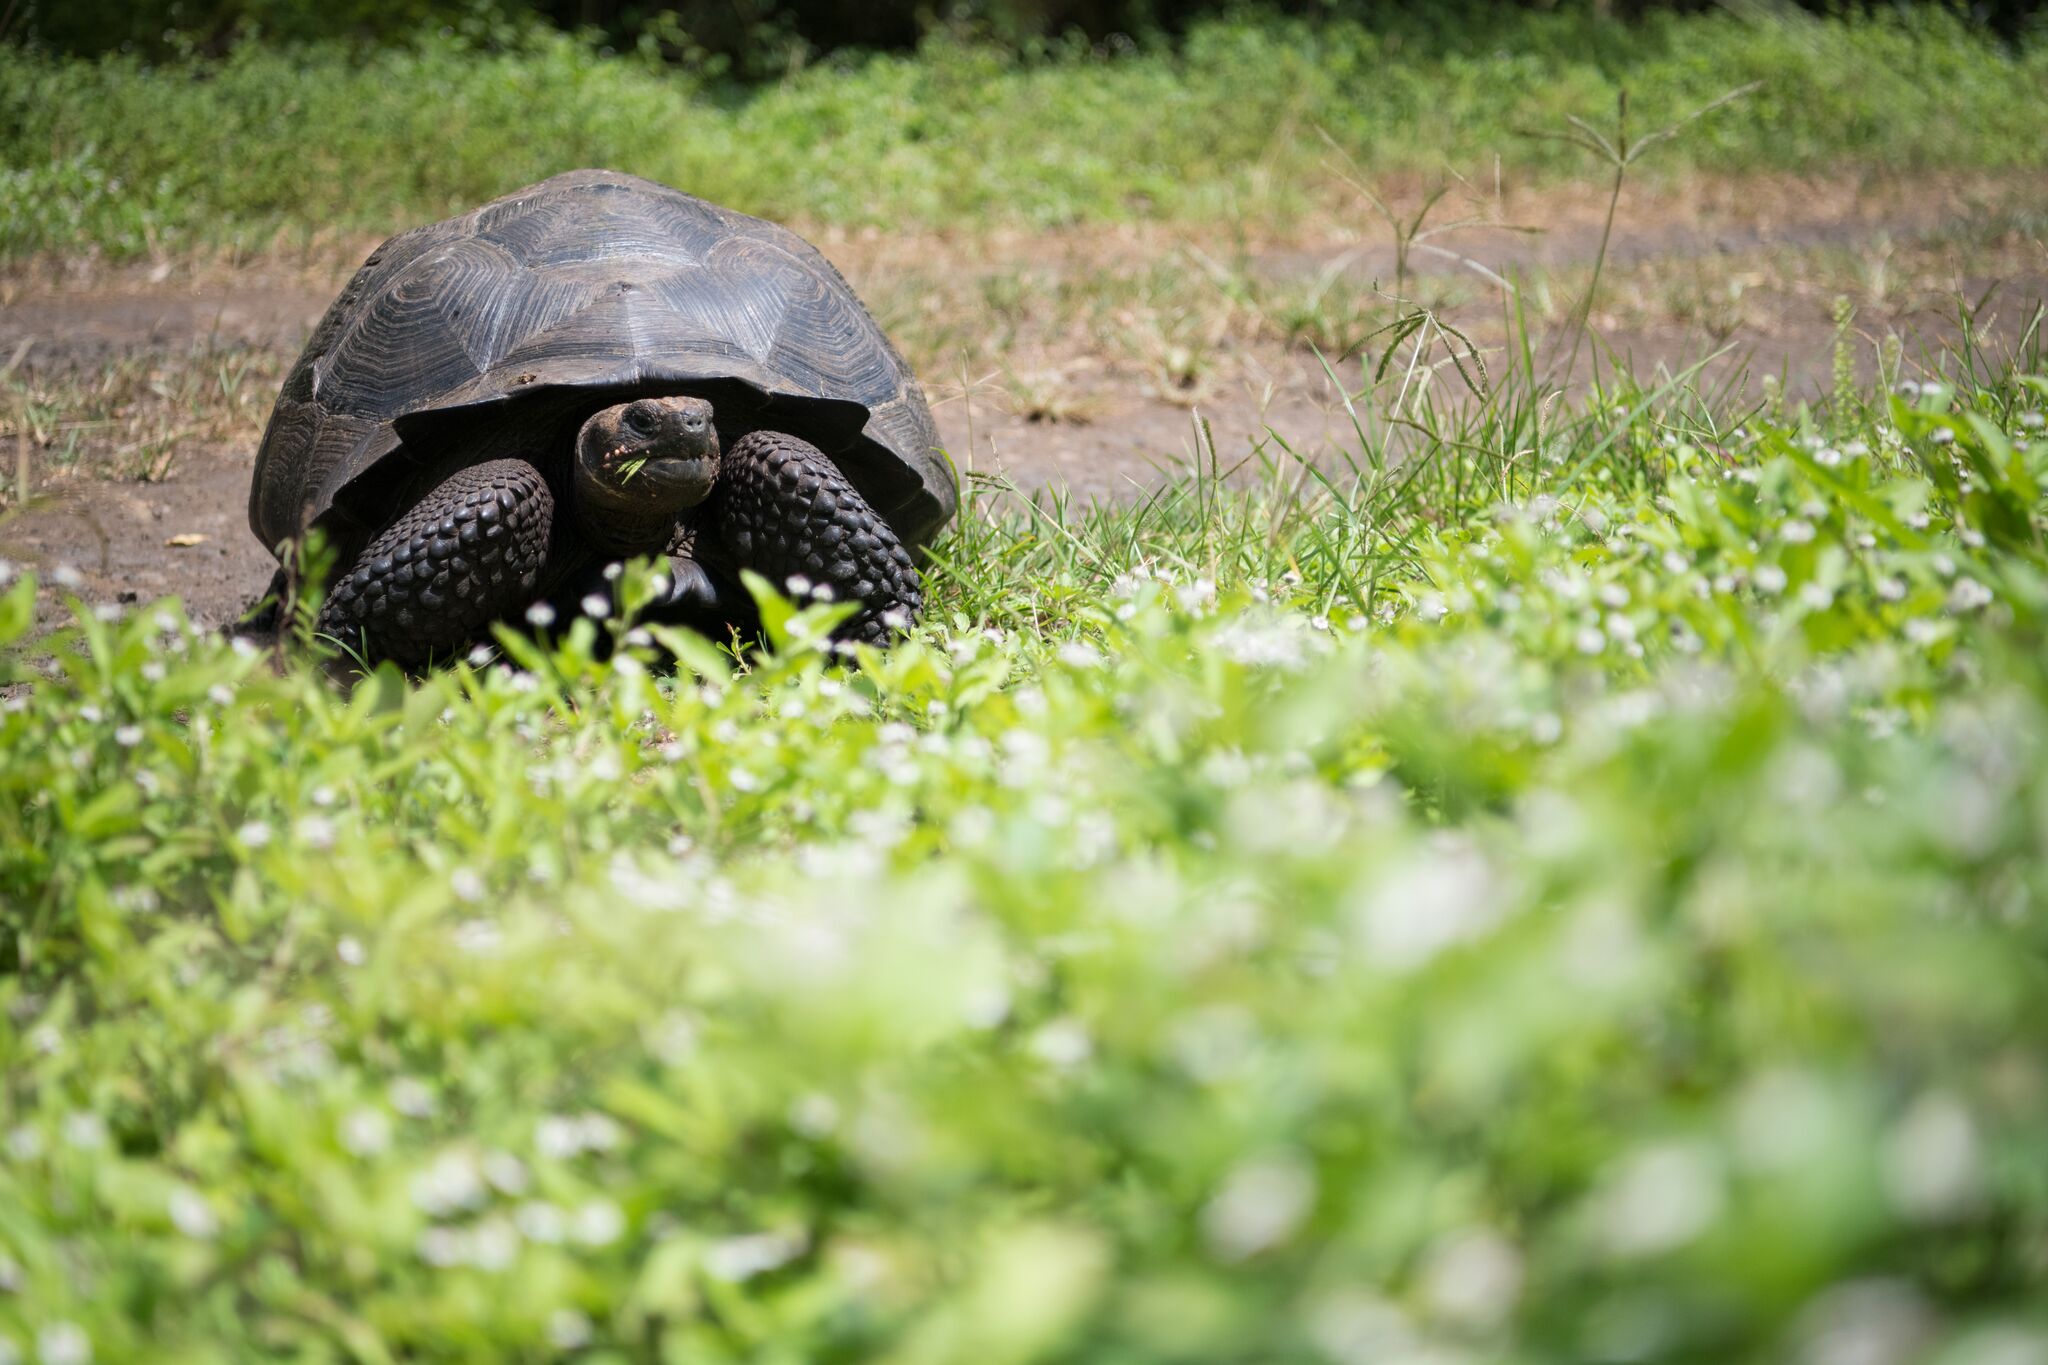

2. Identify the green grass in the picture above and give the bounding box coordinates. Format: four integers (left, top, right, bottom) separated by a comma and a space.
4, 6, 2046, 258
4, 316, 2048, 1359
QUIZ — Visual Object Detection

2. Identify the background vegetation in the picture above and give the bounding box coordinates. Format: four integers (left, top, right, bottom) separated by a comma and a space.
7, 0, 2046, 70
5, 5, 2046, 259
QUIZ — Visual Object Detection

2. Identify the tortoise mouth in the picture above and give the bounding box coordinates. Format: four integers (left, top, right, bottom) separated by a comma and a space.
576, 396, 722, 511
621, 450, 718, 504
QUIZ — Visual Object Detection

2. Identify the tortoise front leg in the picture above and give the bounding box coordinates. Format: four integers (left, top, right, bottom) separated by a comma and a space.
319, 459, 554, 665
706, 431, 923, 643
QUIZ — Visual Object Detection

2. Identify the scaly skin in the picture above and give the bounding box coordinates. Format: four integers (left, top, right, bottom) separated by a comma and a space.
318, 459, 553, 665
710, 430, 923, 644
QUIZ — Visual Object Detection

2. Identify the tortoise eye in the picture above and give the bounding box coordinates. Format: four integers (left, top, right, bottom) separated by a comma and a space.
622, 408, 652, 438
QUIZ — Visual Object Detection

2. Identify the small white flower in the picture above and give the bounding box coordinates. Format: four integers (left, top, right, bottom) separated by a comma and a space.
1798, 583, 1834, 610
516, 1201, 567, 1244
1754, 565, 1788, 595
1599, 583, 1631, 608
535, 1114, 585, 1160
466, 644, 494, 666
1779, 519, 1816, 544
1574, 625, 1605, 656
409, 1150, 487, 1216
339, 1107, 392, 1157
880, 607, 911, 631
601, 561, 624, 581
449, 868, 485, 903
1057, 641, 1103, 669
789, 1093, 841, 1138
295, 815, 336, 849
7, 1127, 43, 1161
61, 1112, 107, 1150
580, 593, 609, 619
1815, 446, 1843, 467
139, 660, 167, 683
416, 1226, 465, 1267
113, 724, 143, 748
524, 602, 557, 628
1028, 1018, 1093, 1070
36, 1322, 91, 1365
336, 935, 366, 966
390, 1078, 436, 1119
706, 1229, 807, 1282
483, 1150, 529, 1196
1929, 426, 1955, 447
205, 684, 234, 709
784, 574, 813, 598
1202, 1153, 1316, 1261
547, 1309, 594, 1351
453, 919, 501, 955
50, 564, 84, 589
1947, 578, 1993, 613
1877, 577, 1907, 602
570, 1199, 625, 1247
168, 1187, 217, 1239
1592, 1141, 1724, 1258
234, 820, 271, 850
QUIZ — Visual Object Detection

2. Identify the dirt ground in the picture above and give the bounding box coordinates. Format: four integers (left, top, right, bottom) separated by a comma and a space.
2, 170, 2044, 630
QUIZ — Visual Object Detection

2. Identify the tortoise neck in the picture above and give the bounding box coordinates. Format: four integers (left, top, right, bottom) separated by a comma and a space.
571, 496, 681, 560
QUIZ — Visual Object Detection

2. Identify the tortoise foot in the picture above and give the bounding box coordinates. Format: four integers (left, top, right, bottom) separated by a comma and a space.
714, 431, 923, 644
319, 459, 554, 665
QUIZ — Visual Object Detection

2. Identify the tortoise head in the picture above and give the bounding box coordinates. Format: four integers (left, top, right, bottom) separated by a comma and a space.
574, 396, 721, 516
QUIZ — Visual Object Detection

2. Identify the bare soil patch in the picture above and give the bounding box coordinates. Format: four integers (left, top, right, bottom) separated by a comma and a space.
3, 172, 2043, 630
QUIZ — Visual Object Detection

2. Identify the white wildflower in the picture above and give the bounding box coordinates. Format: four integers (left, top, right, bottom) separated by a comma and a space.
1882, 1092, 1981, 1222
1947, 578, 1993, 613
580, 593, 609, 619
336, 935, 366, 966
61, 1112, 106, 1150
36, 1323, 91, 1365
1418, 1228, 1523, 1329
1754, 564, 1788, 595
390, 1078, 436, 1119
409, 1150, 486, 1216
524, 602, 556, 628
339, 1107, 392, 1157
1592, 1141, 1724, 1258
516, 1201, 567, 1244
547, 1309, 594, 1351
1028, 1017, 1093, 1070
570, 1200, 625, 1247
706, 1229, 808, 1282
167, 1187, 217, 1240
235, 820, 271, 849
1201, 1152, 1316, 1261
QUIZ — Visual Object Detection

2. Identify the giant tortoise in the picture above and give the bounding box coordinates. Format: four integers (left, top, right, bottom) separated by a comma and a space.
247, 169, 953, 663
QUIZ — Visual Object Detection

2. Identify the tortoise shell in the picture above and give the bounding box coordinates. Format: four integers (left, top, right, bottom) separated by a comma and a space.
249, 169, 953, 560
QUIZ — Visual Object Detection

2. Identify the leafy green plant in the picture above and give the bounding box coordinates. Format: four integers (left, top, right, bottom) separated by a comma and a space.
3, 324, 2046, 1361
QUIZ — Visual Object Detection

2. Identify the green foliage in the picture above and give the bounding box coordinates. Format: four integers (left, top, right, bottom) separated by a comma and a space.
3, 338, 2048, 1359
3, 7, 2044, 258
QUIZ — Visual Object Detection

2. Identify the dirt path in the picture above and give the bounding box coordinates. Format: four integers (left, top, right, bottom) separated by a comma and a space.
3, 172, 2043, 630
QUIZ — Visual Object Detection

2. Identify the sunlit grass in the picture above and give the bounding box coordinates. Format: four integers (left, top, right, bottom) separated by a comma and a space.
3, 319, 2046, 1358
